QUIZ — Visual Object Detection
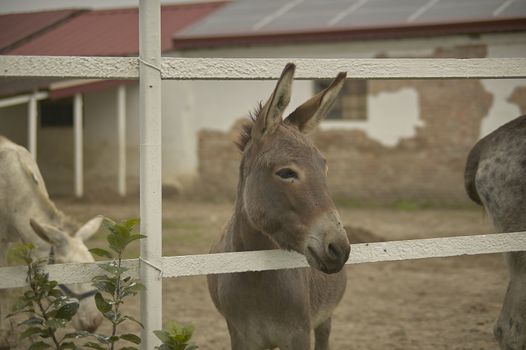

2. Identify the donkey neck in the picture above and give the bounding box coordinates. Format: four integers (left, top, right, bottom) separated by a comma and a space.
228, 199, 279, 252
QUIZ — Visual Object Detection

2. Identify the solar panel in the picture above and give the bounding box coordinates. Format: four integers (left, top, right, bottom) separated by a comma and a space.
498, 1, 526, 17
176, 0, 526, 39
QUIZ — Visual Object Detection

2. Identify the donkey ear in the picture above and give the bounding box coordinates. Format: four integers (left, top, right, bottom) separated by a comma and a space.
75, 216, 103, 242
252, 63, 295, 141
285, 72, 347, 133
30, 219, 69, 246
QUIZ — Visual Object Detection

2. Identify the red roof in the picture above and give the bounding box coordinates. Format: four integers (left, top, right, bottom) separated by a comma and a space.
0, 9, 83, 53
6, 2, 226, 56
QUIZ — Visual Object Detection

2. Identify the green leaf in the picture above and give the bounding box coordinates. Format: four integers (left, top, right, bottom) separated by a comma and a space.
20, 326, 44, 339
45, 318, 68, 329
123, 315, 144, 329
60, 342, 80, 350
121, 282, 146, 298
54, 299, 79, 320
48, 288, 64, 298
124, 218, 139, 230
121, 333, 141, 344
120, 347, 139, 350
113, 223, 131, 237
94, 292, 112, 313
89, 248, 113, 259
153, 330, 170, 343
83, 342, 106, 350
107, 232, 128, 252
92, 279, 116, 295
18, 316, 43, 327
125, 234, 146, 246
11, 298, 33, 313
64, 330, 92, 339
98, 262, 128, 275
6, 243, 34, 264
28, 341, 52, 350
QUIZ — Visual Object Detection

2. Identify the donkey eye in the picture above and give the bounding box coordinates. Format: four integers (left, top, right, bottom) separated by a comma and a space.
275, 168, 298, 180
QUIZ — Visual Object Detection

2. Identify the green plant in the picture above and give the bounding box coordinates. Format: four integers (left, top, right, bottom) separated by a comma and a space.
7, 218, 199, 350
154, 321, 198, 350
6, 243, 81, 350
77, 217, 146, 350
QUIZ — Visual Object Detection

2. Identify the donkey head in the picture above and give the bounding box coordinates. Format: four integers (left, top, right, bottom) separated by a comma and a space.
239, 63, 350, 274
29, 216, 104, 332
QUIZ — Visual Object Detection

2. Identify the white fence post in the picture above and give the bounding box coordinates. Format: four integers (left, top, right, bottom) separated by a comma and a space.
27, 92, 37, 160
117, 84, 127, 197
73, 93, 83, 198
139, 0, 163, 348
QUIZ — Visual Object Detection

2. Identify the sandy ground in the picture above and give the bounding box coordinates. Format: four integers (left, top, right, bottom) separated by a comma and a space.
16, 198, 504, 349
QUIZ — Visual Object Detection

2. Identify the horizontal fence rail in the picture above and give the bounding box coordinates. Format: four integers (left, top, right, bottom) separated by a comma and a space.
2, 56, 526, 80
1, 231, 524, 290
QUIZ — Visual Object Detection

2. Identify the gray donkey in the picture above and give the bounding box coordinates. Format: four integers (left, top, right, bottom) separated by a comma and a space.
465, 114, 526, 350
208, 63, 351, 350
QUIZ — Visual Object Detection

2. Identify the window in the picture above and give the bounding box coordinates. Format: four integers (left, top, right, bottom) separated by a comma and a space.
40, 97, 74, 127
314, 79, 367, 121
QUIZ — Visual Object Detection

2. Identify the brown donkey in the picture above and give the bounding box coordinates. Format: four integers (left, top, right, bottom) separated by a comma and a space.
207, 64, 350, 350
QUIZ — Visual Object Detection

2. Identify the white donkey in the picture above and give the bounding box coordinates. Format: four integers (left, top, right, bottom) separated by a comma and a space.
0, 136, 103, 347
465, 115, 526, 350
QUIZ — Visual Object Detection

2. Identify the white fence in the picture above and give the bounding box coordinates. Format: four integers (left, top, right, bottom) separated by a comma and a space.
1, 0, 526, 348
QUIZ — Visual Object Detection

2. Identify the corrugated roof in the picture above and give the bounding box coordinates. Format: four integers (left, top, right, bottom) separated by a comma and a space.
174, 0, 526, 48
0, 9, 84, 53
7, 2, 226, 56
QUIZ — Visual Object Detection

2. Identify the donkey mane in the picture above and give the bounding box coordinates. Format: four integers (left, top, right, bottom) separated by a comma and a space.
235, 103, 262, 151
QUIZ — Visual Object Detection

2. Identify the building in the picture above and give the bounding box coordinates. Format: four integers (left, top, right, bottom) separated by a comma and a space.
1, 0, 526, 204
169, 0, 526, 205
0, 1, 225, 197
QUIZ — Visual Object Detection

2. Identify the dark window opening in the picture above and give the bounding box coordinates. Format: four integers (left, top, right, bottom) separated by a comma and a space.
40, 98, 74, 127
314, 79, 368, 121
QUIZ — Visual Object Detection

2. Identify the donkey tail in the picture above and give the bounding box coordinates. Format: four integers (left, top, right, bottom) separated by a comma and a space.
464, 142, 483, 206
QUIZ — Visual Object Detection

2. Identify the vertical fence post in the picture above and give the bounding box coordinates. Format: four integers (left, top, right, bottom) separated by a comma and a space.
73, 92, 83, 198
139, 0, 163, 348
28, 91, 37, 160
117, 84, 127, 197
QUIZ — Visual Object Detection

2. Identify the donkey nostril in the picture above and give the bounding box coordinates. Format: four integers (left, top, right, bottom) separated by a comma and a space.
328, 243, 339, 259
494, 325, 503, 341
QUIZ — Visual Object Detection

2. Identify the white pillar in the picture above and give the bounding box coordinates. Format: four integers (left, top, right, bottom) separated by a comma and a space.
73, 93, 83, 198
117, 85, 127, 196
28, 92, 37, 160
139, 0, 162, 348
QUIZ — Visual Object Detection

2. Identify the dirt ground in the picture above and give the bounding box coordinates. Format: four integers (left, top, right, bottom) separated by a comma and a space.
54, 197, 504, 350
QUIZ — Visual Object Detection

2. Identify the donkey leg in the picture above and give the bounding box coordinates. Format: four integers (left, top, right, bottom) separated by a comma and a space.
494, 252, 526, 350
277, 330, 310, 350
0, 247, 12, 349
226, 321, 260, 350
314, 318, 332, 350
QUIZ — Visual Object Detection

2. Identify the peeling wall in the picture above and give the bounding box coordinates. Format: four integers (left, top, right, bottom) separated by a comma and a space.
193, 35, 526, 205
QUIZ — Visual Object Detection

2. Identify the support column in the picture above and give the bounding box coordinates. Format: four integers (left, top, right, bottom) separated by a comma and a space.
139, 0, 162, 348
117, 85, 127, 196
28, 92, 37, 160
73, 93, 83, 198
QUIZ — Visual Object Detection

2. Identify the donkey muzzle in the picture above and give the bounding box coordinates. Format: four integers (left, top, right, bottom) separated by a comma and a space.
305, 215, 350, 274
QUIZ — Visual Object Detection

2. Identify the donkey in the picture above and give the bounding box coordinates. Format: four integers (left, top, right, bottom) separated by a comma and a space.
464, 115, 526, 350
207, 64, 350, 350
0, 136, 103, 346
